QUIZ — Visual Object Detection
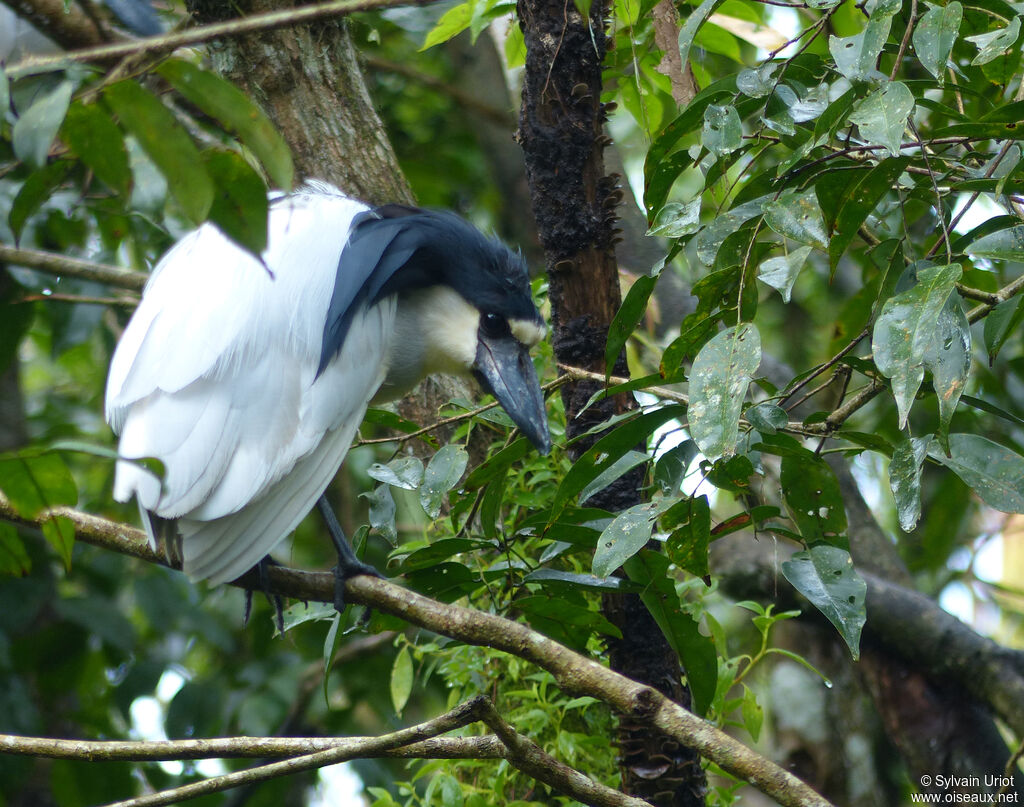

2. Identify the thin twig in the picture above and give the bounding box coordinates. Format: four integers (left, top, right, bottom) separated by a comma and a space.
888, 0, 918, 81
6, 0, 444, 78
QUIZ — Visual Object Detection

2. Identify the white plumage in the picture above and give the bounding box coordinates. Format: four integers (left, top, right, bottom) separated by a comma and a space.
106, 186, 392, 584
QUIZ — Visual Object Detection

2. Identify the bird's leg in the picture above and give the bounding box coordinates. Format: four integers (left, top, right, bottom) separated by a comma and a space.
316, 496, 381, 613
244, 556, 286, 633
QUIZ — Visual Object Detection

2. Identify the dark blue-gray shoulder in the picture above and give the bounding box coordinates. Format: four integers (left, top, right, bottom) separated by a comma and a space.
317, 204, 531, 373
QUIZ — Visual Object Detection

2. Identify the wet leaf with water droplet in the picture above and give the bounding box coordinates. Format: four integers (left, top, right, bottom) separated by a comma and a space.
782, 546, 866, 660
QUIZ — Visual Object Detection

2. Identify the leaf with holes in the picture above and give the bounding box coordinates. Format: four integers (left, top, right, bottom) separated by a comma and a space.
913, 2, 962, 80
783, 546, 866, 659
966, 17, 1021, 65
829, 15, 892, 81
780, 452, 847, 542
849, 82, 915, 157
872, 263, 961, 428
928, 434, 1024, 513
592, 499, 676, 578
890, 435, 930, 531
757, 246, 812, 303
764, 190, 828, 249
688, 323, 761, 461
702, 104, 743, 157
923, 293, 970, 453
368, 457, 424, 490
736, 63, 777, 97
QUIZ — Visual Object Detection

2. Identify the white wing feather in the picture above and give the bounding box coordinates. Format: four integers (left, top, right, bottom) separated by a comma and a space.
106, 187, 392, 584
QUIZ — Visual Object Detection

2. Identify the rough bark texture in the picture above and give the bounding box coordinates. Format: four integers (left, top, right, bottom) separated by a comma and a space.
188, 0, 412, 205
516, 0, 705, 802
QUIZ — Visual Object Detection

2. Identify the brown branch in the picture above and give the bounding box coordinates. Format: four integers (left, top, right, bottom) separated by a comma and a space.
3, 0, 115, 51
0, 731, 503, 762
0, 497, 834, 807
5, 0, 443, 78
0, 243, 147, 291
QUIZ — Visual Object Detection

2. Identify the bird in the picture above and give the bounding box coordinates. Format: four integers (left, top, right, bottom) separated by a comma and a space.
105, 181, 550, 608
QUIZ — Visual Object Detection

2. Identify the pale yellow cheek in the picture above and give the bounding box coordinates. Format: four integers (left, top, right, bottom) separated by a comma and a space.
509, 318, 545, 348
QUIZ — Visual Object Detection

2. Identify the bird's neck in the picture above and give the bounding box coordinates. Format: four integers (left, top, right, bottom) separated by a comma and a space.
372, 286, 480, 403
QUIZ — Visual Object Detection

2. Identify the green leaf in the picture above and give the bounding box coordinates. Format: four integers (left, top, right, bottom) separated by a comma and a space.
362, 484, 397, 544
741, 684, 764, 741
653, 440, 700, 494
782, 546, 866, 659
61, 101, 132, 196
849, 82, 915, 157
702, 104, 742, 157
736, 63, 778, 97
695, 196, 769, 265
889, 435, 929, 532
390, 646, 414, 716
12, 80, 73, 169
966, 16, 1021, 65
367, 456, 424, 490
745, 402, 789, 434
983, 296, 1024, 362
780, 452, 847, 541
0, 523, 31, 576
624, 550, 717, 716
647, 200, 701, 237
593, 499, 674, 577
551, 405, 686, 514
872, 263, 962, 428
913, 2, 962, 80
924, 292, 970, 451
928, 434, 1024, 513
688, 323, 761, 460
757, 248, 808, 303
664, 494, 712, 579
829, 15, 892, 81
202, 149, 268, 257
103, 80, 213, 224
0, 451, 77, 516
8, 160, 73, 244
827, 158, 909, 275
606, 270, 660, 375
678, 0, 727, 76
580, 450, 649, 504
422, 2, 473, 49
419, 444, 469, 518
966, 224, 1024, 261
157, 60, 294, 190
41, 515, 75, 570
764, 190, 828, 249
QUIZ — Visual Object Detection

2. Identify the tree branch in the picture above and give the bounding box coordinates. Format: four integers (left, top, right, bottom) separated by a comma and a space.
3, 0, 115, 51
0, 243, 147, 291
0, 496, 834, 807
5, 0, 443, 78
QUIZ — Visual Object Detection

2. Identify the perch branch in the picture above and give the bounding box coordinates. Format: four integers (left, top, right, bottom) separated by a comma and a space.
0, 496, 834, 807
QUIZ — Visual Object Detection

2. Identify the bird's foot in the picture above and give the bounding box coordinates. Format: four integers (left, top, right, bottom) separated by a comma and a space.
244, 555, 286, 633
332, 556, 382, 614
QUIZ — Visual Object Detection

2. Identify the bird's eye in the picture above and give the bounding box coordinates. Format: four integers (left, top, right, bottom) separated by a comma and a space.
481, 312, 511, 339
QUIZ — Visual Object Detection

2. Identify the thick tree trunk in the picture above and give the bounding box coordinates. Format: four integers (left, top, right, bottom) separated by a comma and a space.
516, 0, 705, 803
188, 0, 412, 205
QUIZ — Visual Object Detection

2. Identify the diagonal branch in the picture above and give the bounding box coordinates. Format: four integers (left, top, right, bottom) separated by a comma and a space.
0, 496, 835, 807
5, 0, 443, 78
